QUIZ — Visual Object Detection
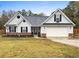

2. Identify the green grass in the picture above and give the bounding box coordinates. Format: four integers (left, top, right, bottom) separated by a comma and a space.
0, 36, 78, 58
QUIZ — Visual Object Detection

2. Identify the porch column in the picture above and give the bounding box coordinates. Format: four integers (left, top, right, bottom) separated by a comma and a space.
6, 26, 9, 32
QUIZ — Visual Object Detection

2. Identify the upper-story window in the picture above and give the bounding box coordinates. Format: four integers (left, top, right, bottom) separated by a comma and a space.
23, 20, 26, 22
54, 14, 62, 23
17, 16, 20, 19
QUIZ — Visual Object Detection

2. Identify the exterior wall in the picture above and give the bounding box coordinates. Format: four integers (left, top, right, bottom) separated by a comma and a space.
41, 25, 73, 37
41, 10, 74, 37
16, 21, 31, 33
6, 26, 9, 32
6, 13, 31, 33
46, 12, 70, 23
9, 14, 23, 25
6, 21, 31, 33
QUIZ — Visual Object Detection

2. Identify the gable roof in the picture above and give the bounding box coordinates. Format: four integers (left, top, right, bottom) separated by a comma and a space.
4, 9, 75, 27
24, 16, 48, 26
4, 12, 31, 26
41, 8, 75, 26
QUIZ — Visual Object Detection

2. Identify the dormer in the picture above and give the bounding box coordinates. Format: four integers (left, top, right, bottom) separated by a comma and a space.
54, 11, 62, 23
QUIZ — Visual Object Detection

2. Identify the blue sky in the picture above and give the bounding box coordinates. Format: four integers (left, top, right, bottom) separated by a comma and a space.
0, 1, 69, 15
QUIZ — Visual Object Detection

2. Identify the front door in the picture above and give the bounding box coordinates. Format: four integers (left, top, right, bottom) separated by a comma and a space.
31, 27, 40, 37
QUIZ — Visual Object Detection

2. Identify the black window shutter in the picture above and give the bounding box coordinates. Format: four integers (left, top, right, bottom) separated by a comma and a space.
9, 26, 11, 32
21, 27, 22, 32
60, 14, 62, 22
26, 27, 28, 32
54, 14, 56, 22
14, 27, 16, 32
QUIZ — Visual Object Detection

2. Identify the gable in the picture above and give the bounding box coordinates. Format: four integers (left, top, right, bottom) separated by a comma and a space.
4, 12, 31, 26
45, 11, 70, 23
9, 14, 23, 25
42, 9, 75, 26
18, 20, 31, 27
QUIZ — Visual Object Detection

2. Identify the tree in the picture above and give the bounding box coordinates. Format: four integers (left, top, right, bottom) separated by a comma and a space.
21, 9, 27, 16
63, 1, 79, 26
2, 10, 7, 16
38, 13, 44, 16
0, 10, 9, 29
8, 10, 15, 18
33, 13, 44, 16
27, 10, 33, 16
17, 11, 22, 14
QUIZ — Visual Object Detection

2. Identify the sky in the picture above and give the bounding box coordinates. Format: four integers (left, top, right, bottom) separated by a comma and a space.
0, 1, 69, 16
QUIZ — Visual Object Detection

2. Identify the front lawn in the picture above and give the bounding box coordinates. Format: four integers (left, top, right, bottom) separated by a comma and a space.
0, 36, 79, 58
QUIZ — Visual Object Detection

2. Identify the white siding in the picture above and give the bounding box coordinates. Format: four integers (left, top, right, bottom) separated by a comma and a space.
6, 21, 31, 33
41, 27, 46, 33
41, 9, 74, 37
46, 12, 70, 23
16, 21, 31, 33
41, 26, 73, 37
6, 14, 31, 33
6, 26, 9, 32
8, 14, 23, 25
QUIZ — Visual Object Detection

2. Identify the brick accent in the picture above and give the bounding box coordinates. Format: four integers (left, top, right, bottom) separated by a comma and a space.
6, 32, 32, 36
41, 33, 46, 38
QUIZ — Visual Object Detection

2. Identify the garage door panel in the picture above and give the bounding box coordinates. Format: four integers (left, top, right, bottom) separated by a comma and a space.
46, 26, 70, 37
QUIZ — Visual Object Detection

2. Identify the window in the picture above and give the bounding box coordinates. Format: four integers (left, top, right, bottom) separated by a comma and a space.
56, 18, 60, 22
23, 20, 26, 22
17, 16, 20, 19
54, 14, 62, 22
44, 27, 45, 29
21, 27, 28, 32
9, 26, 16, 32
54, 14, 56, 21
60, 14, 62, 21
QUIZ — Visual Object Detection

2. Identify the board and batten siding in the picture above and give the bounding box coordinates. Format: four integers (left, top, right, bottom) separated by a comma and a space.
41, 10, 74, 37
6, 26, 9, 32
6, 14, 31, 33
16, 21, 31, 33
8, 14, 23, 25
46, 12, 70, 23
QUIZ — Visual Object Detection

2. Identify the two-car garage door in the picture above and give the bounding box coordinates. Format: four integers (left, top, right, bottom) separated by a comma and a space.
45, 26, 73, 37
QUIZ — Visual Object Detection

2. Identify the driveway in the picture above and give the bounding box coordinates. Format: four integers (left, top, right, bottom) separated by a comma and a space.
48, 37, 79, 48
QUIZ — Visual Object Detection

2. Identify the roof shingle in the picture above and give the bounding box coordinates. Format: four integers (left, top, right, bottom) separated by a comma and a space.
23, 16, 48, 26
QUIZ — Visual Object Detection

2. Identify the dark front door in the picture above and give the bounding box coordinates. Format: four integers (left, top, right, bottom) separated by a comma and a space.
31, 27, 41, 37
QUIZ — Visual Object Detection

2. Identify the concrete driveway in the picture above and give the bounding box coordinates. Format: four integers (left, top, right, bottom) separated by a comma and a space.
48, 37, 79, 48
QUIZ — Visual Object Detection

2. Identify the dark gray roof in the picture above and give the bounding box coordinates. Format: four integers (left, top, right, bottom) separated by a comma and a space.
23, 16, 73, 26
23, 16, 49, 26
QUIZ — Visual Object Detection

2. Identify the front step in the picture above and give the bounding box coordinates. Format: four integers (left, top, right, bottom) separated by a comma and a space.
34, 35, 38, 38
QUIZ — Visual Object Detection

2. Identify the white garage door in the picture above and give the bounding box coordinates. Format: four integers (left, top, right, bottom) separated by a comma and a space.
46, 26, 72, 37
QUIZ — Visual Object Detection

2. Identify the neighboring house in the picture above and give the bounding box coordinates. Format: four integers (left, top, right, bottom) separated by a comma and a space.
4, 9, 75, 37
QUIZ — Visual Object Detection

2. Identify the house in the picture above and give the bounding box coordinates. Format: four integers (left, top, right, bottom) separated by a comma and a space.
4, 9, 75, 37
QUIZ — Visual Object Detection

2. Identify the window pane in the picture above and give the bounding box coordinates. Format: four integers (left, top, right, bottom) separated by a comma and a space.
21, 27, 28, 32
9, 26, 16, 32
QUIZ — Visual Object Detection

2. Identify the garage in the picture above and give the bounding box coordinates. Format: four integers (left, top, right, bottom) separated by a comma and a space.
45, 26, 73, 37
